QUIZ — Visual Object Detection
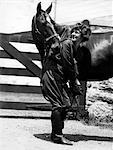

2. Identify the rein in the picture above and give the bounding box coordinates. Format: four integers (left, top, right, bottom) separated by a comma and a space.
45, 34, 59, 42
33, 15, 59, 43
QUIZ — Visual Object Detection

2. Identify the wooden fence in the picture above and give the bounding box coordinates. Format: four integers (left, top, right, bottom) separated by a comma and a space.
0, 31, 42, 93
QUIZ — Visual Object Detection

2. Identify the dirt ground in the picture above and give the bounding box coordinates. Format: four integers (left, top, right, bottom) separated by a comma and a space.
0, 118, 113, 150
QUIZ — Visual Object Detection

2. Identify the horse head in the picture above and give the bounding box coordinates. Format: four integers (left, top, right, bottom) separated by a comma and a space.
32, 2, 60, 63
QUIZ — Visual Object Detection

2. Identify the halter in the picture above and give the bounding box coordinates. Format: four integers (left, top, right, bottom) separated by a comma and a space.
33, 15, 60, 43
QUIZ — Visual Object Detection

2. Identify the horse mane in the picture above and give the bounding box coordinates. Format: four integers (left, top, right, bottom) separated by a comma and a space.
50, 17, 71, 41
31, 16, 45, 64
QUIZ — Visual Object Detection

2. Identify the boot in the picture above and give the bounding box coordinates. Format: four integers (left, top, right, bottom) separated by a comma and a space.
51, 134, 73, 145
51, 109, 72, 145
51, 109, 63, 135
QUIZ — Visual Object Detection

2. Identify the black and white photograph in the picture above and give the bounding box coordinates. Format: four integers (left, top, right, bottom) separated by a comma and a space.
0, 0, 113, 149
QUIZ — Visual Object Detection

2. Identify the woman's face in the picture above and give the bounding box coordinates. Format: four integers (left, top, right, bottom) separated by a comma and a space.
71, 30, 80, 41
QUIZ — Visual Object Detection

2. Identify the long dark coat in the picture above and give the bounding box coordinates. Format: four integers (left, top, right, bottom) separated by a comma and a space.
41, 39, 78, 110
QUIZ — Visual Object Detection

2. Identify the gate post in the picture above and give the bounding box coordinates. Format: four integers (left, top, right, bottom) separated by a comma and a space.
77, 80, 87, 117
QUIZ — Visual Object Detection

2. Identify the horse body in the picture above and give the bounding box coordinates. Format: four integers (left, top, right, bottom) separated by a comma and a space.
71, 32, 113, 81
86, 32, 113, 80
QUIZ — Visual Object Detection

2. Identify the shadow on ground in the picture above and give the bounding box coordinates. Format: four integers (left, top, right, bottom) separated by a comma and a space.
34, 133, 113, 143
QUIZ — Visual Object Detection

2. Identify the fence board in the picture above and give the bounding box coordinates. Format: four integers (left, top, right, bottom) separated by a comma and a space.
0, 101, 51, 111
0, 51, 40, 60
0, 84, 41, 93
0, 109, 51, 119
0, 68, 34, 76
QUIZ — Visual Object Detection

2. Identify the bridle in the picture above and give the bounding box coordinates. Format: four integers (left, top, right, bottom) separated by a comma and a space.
33, 15, 60, 43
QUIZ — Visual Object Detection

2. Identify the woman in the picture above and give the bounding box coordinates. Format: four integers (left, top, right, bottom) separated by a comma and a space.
41, 23, 86, 145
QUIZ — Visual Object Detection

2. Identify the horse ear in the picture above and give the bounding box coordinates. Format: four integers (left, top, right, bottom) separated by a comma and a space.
37, 2, 41, 15
46, 3, 52, 14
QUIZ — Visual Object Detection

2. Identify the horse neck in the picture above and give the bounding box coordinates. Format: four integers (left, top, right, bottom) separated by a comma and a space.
50, 17, 67, 36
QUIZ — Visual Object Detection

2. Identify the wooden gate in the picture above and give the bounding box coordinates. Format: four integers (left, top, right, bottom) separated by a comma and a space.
0, 31, 42, 93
